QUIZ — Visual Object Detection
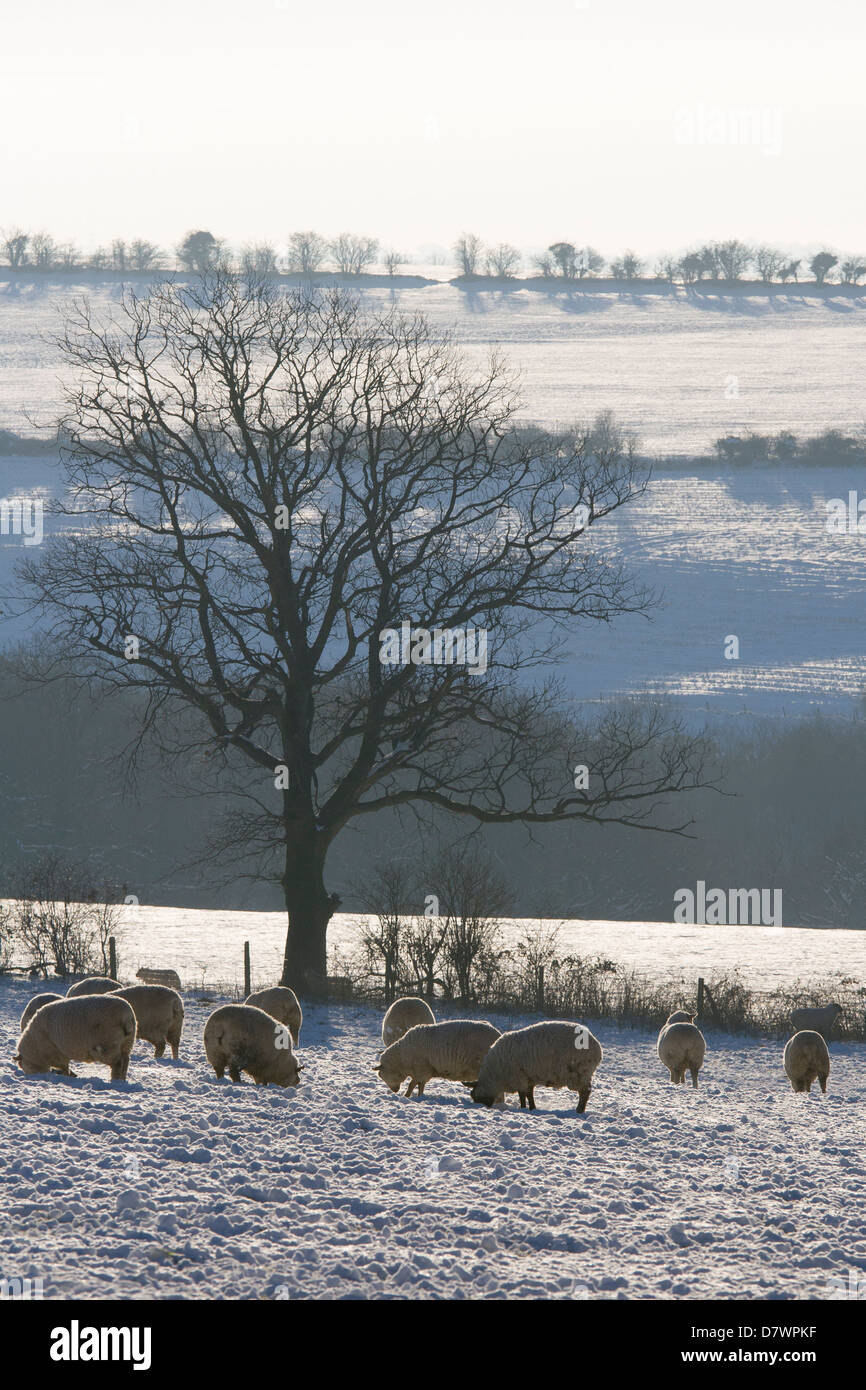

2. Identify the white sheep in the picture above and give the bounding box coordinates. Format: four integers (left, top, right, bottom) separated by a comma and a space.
658, 1017, 706, 1088
19, 993, 63, 1031
244, 986, 303, 1045
784, 1030, 830, 1094
381, 996, 435, 1046
111, 984, 184, 1059
203, 1004, 303, 1087
374, 1020, 500, 1098
790, 1003, 842, 1040
66, 976, 121, 998
470, 1020, 603, 1113
665, 1009, 696, 1024
15, 995, 136, 1080
136, 967, 182, 991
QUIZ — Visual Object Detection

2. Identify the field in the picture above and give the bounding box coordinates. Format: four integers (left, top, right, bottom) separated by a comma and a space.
108, 905, 866, 995
3, 981, 865, 1301
2, 275, 865, 453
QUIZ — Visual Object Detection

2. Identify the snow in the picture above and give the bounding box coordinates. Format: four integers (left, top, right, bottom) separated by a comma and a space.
2, 277, 865, 454
86, 903, 866, 995
3, 980, 864, 1300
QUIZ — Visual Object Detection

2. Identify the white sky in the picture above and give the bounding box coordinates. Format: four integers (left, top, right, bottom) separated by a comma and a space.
2, 0, 865, 258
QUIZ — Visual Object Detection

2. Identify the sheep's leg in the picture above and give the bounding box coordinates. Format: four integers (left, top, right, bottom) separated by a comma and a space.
518, 1091, 527, 1108
690, 1068, 699, 1089
153, 1040, 166, 1059
416, 1080, 426, 1097
527, 1086, 536, 1111
169, 1035, 180, 1060
404, 1079, 416, 1097
819, 1073, 828, 1094
576, 1086, 591, 1114
228, 1066, 242, 1083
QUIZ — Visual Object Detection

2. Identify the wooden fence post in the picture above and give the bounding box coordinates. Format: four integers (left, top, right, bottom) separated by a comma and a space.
109, 936, 117, 980
243, 941, 251, 997
537, 965, 545, 1011
697, 977, 705, 1018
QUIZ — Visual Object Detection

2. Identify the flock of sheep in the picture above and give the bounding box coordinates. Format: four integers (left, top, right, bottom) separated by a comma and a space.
11, 973, 839, 1109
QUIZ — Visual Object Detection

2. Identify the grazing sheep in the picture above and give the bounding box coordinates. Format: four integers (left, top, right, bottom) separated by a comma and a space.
203, 1004, 303, 1087
136, 966, 182, 991
470, 1020, 603, 1113
111, 985, 184, 1059
244, 986, 303, 1045
790, 1003, 842, 1040
66, 977, 121, 998
15, 995, 136, 1080
381, 996, 435, 1046
19, 993, 63, 1031
784, 1030, 830, 1094
658, 1017, 706, 1088
374, 1020, 500, 1098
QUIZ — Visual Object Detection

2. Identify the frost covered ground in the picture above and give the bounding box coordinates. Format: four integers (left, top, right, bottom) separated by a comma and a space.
2, 980, 865, 1301
97, 904, 866, 994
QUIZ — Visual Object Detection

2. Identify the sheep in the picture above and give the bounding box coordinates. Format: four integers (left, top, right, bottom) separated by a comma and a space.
203, 1004, 303, 1087
136, 966, 182, 991
790, 1003, 842, 1040
665, 1010, 696, 1024
658, 1017, 706, 1088
19, 993, 63, 1031
111, 985, 184, 1059
65, 977, 121, 998
244, 986, 303, 1045
374, 1020, 500, 1098
381, 996, 435, 1046
14, 995, 136, 1080
470, 1020, 603, 1113
784, 1030, 831, 1094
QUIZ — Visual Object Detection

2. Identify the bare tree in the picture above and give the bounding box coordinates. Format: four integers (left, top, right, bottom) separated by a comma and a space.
383, 249, 403, 276
609, 251, 644, 281
88, 247, 110, 270
56, 242, 80, 269
778, 259, 801, 284
3, 228, 29, 267
453, 233, 484, 277
240, 242, 278, 276
129, 240, 162, 272
754, 245, 785, 283
330, 233, 379, 275
111, 239, 129, 271
810, 251, 838, 285
709, 239, 752, 282
532, 251, 555, 277
839, 256, 866, 285
20, 273, 715, 993
574, 247, 604, 279
485, 243, 522, 278
655, 255, 679, 283
30, 232, 56, 269
286, 230, 328, 276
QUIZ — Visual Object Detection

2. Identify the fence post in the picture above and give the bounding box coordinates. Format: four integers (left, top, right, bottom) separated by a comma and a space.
537, 965, 545, 1011
697, 977, 705, 1018
243, 941, 251, 997
109, 936, 117, 980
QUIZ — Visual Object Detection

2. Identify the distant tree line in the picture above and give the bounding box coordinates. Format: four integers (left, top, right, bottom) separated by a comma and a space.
0, 227, 404, 278
454, 234, 866, 287
3, 225, 865, 287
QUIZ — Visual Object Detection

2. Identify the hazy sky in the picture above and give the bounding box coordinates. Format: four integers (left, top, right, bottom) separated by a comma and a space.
3, 0, 865, 259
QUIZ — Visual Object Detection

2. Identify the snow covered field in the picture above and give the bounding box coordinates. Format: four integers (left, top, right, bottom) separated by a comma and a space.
1, 276, 865, 454
2, 980, 864, 1301
103, 906, 866, 994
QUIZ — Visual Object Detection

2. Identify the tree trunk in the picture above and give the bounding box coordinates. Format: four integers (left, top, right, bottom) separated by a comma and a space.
279, 835, 335, 997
